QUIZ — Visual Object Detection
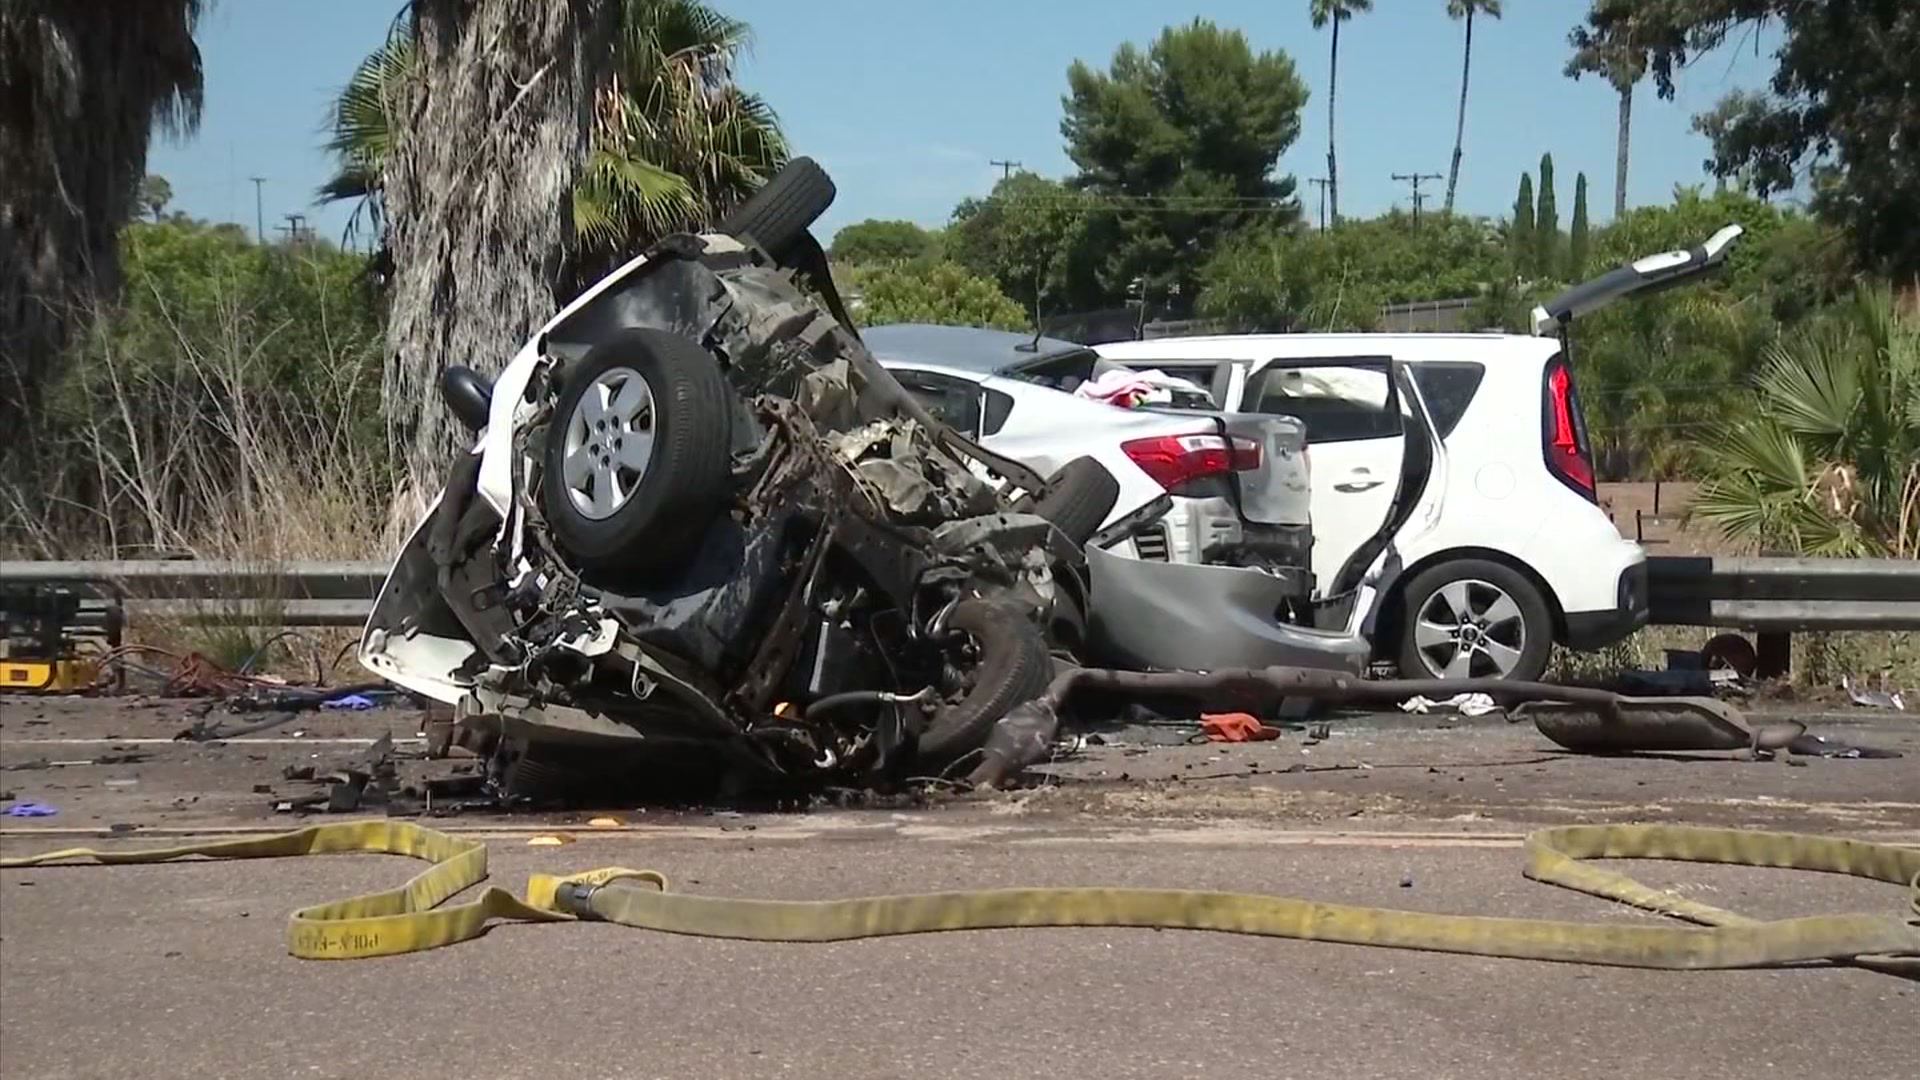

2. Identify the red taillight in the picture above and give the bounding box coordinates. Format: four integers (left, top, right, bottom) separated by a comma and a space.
1543, 363, 1596, 500
1121, 433, 1262, 491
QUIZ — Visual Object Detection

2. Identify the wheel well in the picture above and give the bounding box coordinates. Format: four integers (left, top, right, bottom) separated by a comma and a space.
1372, 547, 1566, 659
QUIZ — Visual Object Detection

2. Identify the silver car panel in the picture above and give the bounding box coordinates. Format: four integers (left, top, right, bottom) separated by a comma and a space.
1084, 545, 1369, 674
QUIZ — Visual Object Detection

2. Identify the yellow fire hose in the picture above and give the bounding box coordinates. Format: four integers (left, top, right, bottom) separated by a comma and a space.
2, 820, 1916, 974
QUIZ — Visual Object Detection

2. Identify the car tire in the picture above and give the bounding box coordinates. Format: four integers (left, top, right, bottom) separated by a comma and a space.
919, 599, 1053, 768
1016, 456, 1120, 546
717, 157, 836, 264
1047, 587, 1088, 655
1395, 559, 1553, 682
540, 328, 733, 580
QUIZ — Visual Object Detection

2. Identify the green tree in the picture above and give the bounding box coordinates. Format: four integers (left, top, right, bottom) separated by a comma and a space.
946, 172, 1107, 317
1566, 6, 1653, 221
851, 262, 1028, 331
1568, 172, 1591, 279
1572, 289, 1776, 479
1199, 212, 1506, 331
1442, 1, 1502, 215
830, 219, 940, 264
1061, 19, 1307, 305
5, 217, 392, 555
1693, 285, 1920, 556
1510, 172, 1535, 275
1, 1, 206, 437
1535, 153, 1559, 277
1581, 0, 1920, 278
1310, 1, 1371, 225
138, 175, 174, 222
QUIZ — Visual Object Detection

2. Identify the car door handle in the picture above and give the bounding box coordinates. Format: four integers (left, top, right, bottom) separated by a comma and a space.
1334, 479, 1384, 493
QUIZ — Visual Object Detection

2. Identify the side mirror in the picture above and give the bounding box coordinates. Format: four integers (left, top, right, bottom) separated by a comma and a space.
441, 365, 494, 433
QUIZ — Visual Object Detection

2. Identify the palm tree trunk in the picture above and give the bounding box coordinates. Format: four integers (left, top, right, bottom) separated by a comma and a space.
0, 1, 204, 439
1326, 20, 1341, 226
1443, 11, 1473, 216
382, 0, 611, 519
1613, 82, 1632, 219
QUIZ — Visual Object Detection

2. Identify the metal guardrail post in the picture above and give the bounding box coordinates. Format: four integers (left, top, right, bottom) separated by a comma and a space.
1754, 631, 1792, 681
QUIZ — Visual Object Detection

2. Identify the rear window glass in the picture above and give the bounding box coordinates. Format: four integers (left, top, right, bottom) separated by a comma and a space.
1002, 348, 1105, 393
1410, 362, 1486, 439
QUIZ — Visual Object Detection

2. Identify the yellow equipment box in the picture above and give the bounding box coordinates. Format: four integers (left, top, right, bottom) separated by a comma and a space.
0, 659, 97, 692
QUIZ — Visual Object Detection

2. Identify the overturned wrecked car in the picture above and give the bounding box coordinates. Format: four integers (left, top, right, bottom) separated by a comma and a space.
359, 160, 1112, 801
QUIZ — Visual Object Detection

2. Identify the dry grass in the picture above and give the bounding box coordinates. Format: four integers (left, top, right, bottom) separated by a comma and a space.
4, 268, 400, 674
1553, 626, 1920, 698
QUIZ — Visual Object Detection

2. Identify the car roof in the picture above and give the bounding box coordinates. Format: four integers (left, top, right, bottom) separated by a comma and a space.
1094, 332, 1560, 365
861, 323, 1090, 375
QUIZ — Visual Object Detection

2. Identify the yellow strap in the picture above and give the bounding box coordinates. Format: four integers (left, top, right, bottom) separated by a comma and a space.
5, 820, 1916, 970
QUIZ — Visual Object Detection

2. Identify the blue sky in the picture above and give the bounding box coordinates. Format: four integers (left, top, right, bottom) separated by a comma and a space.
151, 0, 1783, 247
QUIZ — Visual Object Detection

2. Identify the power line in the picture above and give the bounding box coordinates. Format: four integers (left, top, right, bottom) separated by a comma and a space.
989, 159, 1023, 180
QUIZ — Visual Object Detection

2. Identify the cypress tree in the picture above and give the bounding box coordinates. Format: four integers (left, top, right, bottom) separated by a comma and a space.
1535, 153, 1559, 277
1510, 172, 1535, 276
1568, 172, 1591, 279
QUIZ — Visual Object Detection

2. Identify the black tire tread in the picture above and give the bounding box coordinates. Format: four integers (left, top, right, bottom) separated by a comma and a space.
919, 599, 1053, 766
540, 329, 733, 579
1395, 558, 1553, 683
1015, 456, 1119, 546
718, 157, 835, 263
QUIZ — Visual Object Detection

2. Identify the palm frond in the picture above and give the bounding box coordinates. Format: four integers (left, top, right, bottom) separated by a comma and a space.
575, 145, 698, 247
1754, 326, 1859, 438
318, 29, 415, 209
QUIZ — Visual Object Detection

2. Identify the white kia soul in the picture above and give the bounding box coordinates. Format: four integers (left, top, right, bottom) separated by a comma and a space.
1092, 224, 1747, 682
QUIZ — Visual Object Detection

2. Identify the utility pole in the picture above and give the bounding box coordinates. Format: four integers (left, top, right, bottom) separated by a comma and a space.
249, 176, 267, 243
1391, 171, 1443, 226
276, 213, 311, 245
1307, 178, 1332, 231
989, 159, 1022, 181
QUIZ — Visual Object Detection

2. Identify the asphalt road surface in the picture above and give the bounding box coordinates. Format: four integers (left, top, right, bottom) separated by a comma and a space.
3, 696, 1917, 1079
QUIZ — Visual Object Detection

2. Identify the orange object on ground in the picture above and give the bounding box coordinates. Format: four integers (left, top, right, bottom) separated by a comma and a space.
1200, 712, 1282, 742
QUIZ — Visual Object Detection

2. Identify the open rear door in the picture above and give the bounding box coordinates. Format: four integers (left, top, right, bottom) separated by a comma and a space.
1530, 224, 1745, 337
1238, 358, 1409, 597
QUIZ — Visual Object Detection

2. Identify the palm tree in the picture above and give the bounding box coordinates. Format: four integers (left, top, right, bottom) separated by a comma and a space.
0, 1, 205, 435
378, 0, 614, 516
322, 0, 785, 272
337, 0, 787, 507
1442, 1, 1500, 215
1309, 0, 1371, 226
1693, 286, 1920, 556
1566, 17, 1647, 219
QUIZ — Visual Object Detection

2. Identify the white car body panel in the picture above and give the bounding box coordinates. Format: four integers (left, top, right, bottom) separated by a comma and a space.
1096, 332, 1645, 636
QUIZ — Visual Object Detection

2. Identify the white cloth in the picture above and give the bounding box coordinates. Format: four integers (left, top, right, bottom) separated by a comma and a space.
1400, 692, 1500, 717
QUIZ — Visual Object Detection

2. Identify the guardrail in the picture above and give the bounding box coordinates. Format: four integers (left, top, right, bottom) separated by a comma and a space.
1645, 555, 1920, 678
6, 555, 1917, 664
2, 560, 386, 628
1645, 556, 1920, 630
